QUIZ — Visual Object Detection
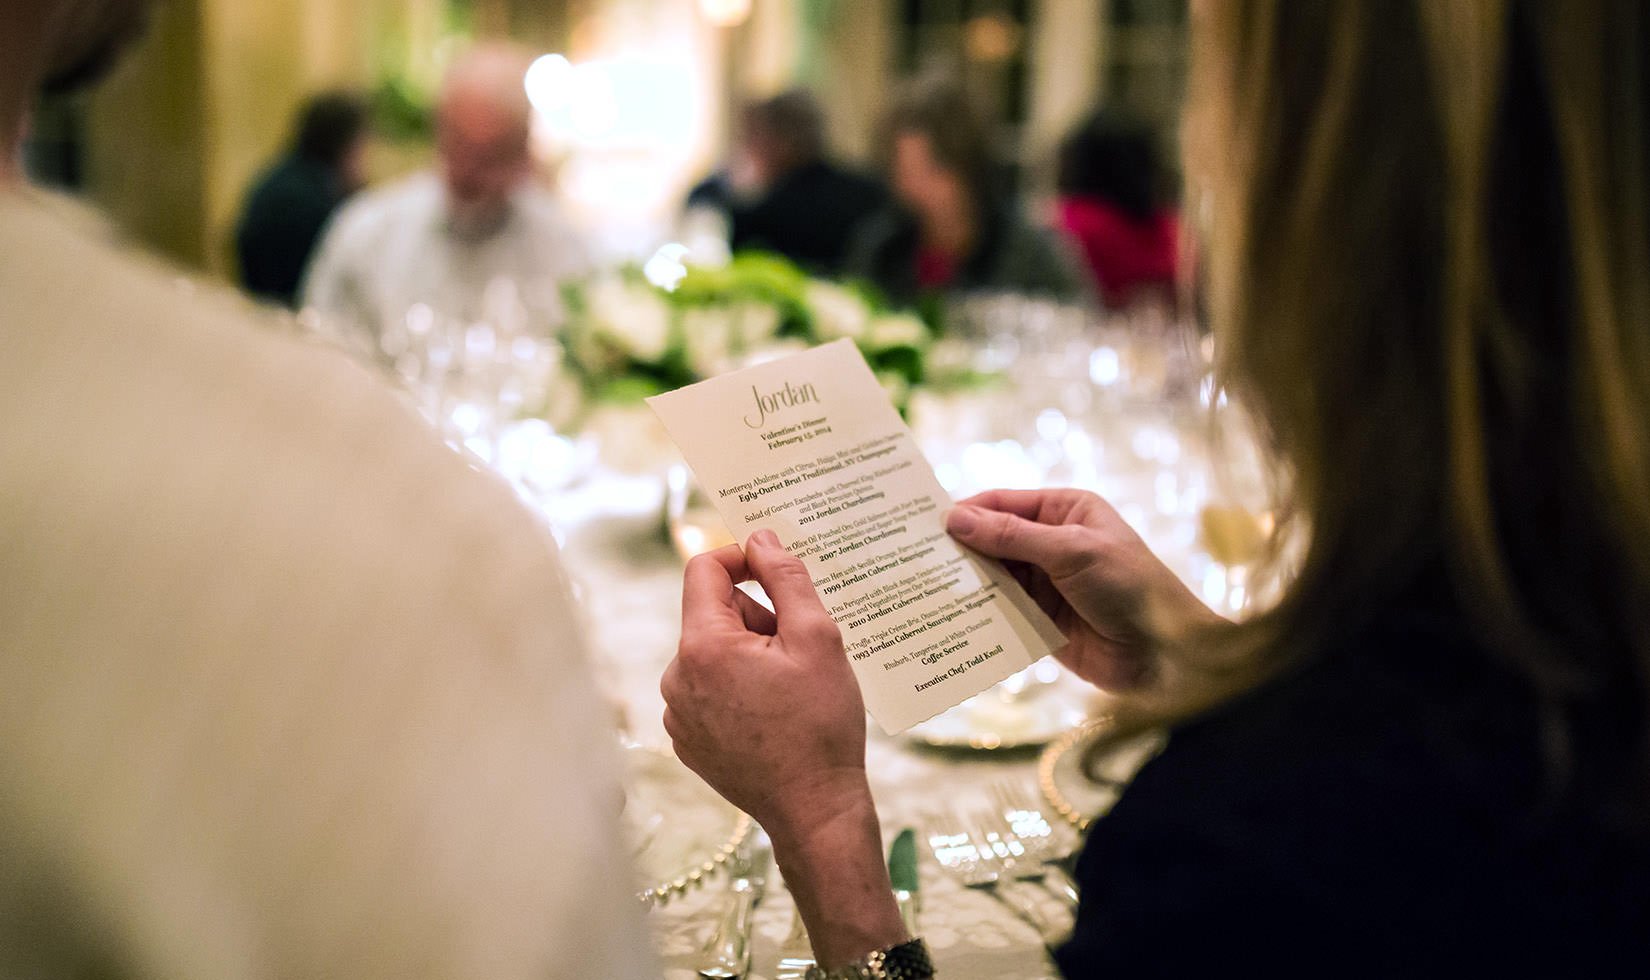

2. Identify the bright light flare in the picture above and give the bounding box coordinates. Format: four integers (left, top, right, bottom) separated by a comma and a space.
643, 243, 691, 291
524, 53, 573, 114
699, 0, 752, 27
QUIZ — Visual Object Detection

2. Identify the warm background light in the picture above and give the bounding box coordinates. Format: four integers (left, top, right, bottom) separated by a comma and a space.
44, 0, 1188, 278
698, 0, 753, 29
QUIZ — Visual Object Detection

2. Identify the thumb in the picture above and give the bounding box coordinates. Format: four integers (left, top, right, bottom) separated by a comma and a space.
744, 530, 842, 649
947, 504, 1075, 569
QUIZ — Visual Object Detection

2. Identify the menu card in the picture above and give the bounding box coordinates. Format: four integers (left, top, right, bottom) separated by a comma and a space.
648, 340, 1065, 734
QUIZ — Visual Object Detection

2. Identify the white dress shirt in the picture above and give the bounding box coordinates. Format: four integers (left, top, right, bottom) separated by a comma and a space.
303, 172, 592, 357
0, 192, 651, 979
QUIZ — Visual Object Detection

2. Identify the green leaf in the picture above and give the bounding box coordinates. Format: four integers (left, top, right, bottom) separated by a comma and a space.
867, 344, 926, 386
594, 375, 670, 404
888, 828, 919, 894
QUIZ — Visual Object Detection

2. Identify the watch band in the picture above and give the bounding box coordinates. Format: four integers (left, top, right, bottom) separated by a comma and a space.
804, 938, 935, 979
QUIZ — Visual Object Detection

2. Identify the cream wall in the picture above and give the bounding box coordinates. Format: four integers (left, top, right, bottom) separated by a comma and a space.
83, 0, 211, 268
85, 0, 431, 275
1027, 0, 1105, 190
808, 0, 894, 166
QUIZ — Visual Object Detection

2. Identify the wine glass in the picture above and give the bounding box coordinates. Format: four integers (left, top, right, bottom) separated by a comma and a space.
665, 466, 738, 562
1194, 396, 1277, 617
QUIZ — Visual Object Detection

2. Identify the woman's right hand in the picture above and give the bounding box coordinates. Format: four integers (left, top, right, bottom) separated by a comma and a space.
946, 489, 1226, 691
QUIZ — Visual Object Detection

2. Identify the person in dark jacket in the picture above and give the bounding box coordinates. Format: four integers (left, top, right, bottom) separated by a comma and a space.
659, 2, 1650, 976
844, 76, 1089, 307
1056, 109, 1181, 309
686, 89, 884, 276
235, 92, 368, 308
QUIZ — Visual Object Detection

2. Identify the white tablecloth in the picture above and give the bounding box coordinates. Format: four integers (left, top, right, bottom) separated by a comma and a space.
542, 473, 1073, 979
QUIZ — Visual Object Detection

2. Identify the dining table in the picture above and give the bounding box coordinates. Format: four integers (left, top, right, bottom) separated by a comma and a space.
541, 469, 1081, 979
412, 298, 1259, 979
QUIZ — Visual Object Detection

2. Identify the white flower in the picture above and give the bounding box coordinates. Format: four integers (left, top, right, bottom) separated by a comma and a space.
806, 281, 871, 341
586, 276, 674, 362
738, 339, 812, 369
680, 306, 737, 378
539, 362, 588, 432
734, 301, 783, 346
867, 312, 929, 350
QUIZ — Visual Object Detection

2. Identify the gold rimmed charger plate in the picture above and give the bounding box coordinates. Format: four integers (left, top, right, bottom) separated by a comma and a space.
905, 683, 1096, 752
623, 744, 754, 908
1037, 719, 1166, 832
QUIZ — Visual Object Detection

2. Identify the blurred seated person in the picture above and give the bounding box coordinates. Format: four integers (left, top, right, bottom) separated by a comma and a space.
1056, 109, 1180, 309
0, 2, 649, 977
684, 89, 884, 276
303, 44, 590, 357
845, 76, 1088, 307
235, 92, 368, 309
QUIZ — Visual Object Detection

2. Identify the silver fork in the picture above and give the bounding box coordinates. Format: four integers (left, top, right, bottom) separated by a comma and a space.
696, 835, 771, 979
926, 811, 1062, 946
773, 904, 815, 980
970, 810, 1077, 944
991, 781, 1082, 907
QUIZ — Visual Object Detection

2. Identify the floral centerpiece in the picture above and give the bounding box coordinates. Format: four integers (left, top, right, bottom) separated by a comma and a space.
553, 252, 946, 421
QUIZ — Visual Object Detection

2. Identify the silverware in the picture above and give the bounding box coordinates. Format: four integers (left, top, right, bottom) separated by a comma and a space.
778, 827, 920, 980
697, 834, 772, 979
970, 811, 1076, 941
774, 903, 815, 980
926, 811, 1062, 947
991, 781, 1082, 907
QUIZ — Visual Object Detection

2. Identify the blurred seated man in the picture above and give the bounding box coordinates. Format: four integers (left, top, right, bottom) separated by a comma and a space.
0, 3, 649, 976
685, 89, 884, 276
303, 43, 591, 357
235, 91, 369, 308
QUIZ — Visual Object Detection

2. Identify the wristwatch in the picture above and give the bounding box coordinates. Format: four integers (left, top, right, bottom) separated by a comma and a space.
804, 938, 935, 979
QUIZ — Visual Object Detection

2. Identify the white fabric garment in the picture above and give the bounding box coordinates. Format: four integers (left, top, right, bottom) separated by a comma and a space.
0, 192, 652, 980
303, 172, 592, 355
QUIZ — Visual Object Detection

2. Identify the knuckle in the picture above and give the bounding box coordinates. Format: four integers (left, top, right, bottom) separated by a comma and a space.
1053, 523, 1090, 552
771, 552, 813, 584
983, 512, 1019, 552
797, 614, 844, 648
1046, 525, 1099, 578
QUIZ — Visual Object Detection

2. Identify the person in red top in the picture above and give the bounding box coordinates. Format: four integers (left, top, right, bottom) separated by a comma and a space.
1055, 110, 1181, 309
844, 76, 1090, 307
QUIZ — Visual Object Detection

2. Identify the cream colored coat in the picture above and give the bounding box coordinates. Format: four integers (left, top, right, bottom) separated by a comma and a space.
0, 194, 651, 978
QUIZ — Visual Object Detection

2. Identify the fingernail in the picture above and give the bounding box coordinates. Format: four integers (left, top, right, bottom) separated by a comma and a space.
751, 529, 781, 549
946, 506, 978, 536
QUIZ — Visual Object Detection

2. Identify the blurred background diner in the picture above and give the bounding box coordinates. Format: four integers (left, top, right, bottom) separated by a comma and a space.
235, 90, 370, 308
21, 0, 1189, 305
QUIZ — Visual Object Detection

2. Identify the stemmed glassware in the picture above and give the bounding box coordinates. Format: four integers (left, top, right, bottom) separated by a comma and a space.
378, 276, 592, 496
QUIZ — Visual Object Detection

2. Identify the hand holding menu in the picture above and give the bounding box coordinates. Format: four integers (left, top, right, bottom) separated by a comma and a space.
648, 340, 1065, 734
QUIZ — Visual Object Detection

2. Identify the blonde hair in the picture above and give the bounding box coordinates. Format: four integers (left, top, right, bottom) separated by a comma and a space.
1125, 1, 1650, 811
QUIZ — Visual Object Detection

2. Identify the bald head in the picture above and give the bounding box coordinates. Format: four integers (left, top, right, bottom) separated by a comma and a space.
440, 43, 535, 136
436, 43, 537, 239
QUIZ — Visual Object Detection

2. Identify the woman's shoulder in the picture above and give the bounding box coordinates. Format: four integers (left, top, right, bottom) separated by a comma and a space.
1065, 611, 1650, 971
1113, 611, 1575, 855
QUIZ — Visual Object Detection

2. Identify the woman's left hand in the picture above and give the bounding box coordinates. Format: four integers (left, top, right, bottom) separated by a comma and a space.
662, 530, 870, 832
